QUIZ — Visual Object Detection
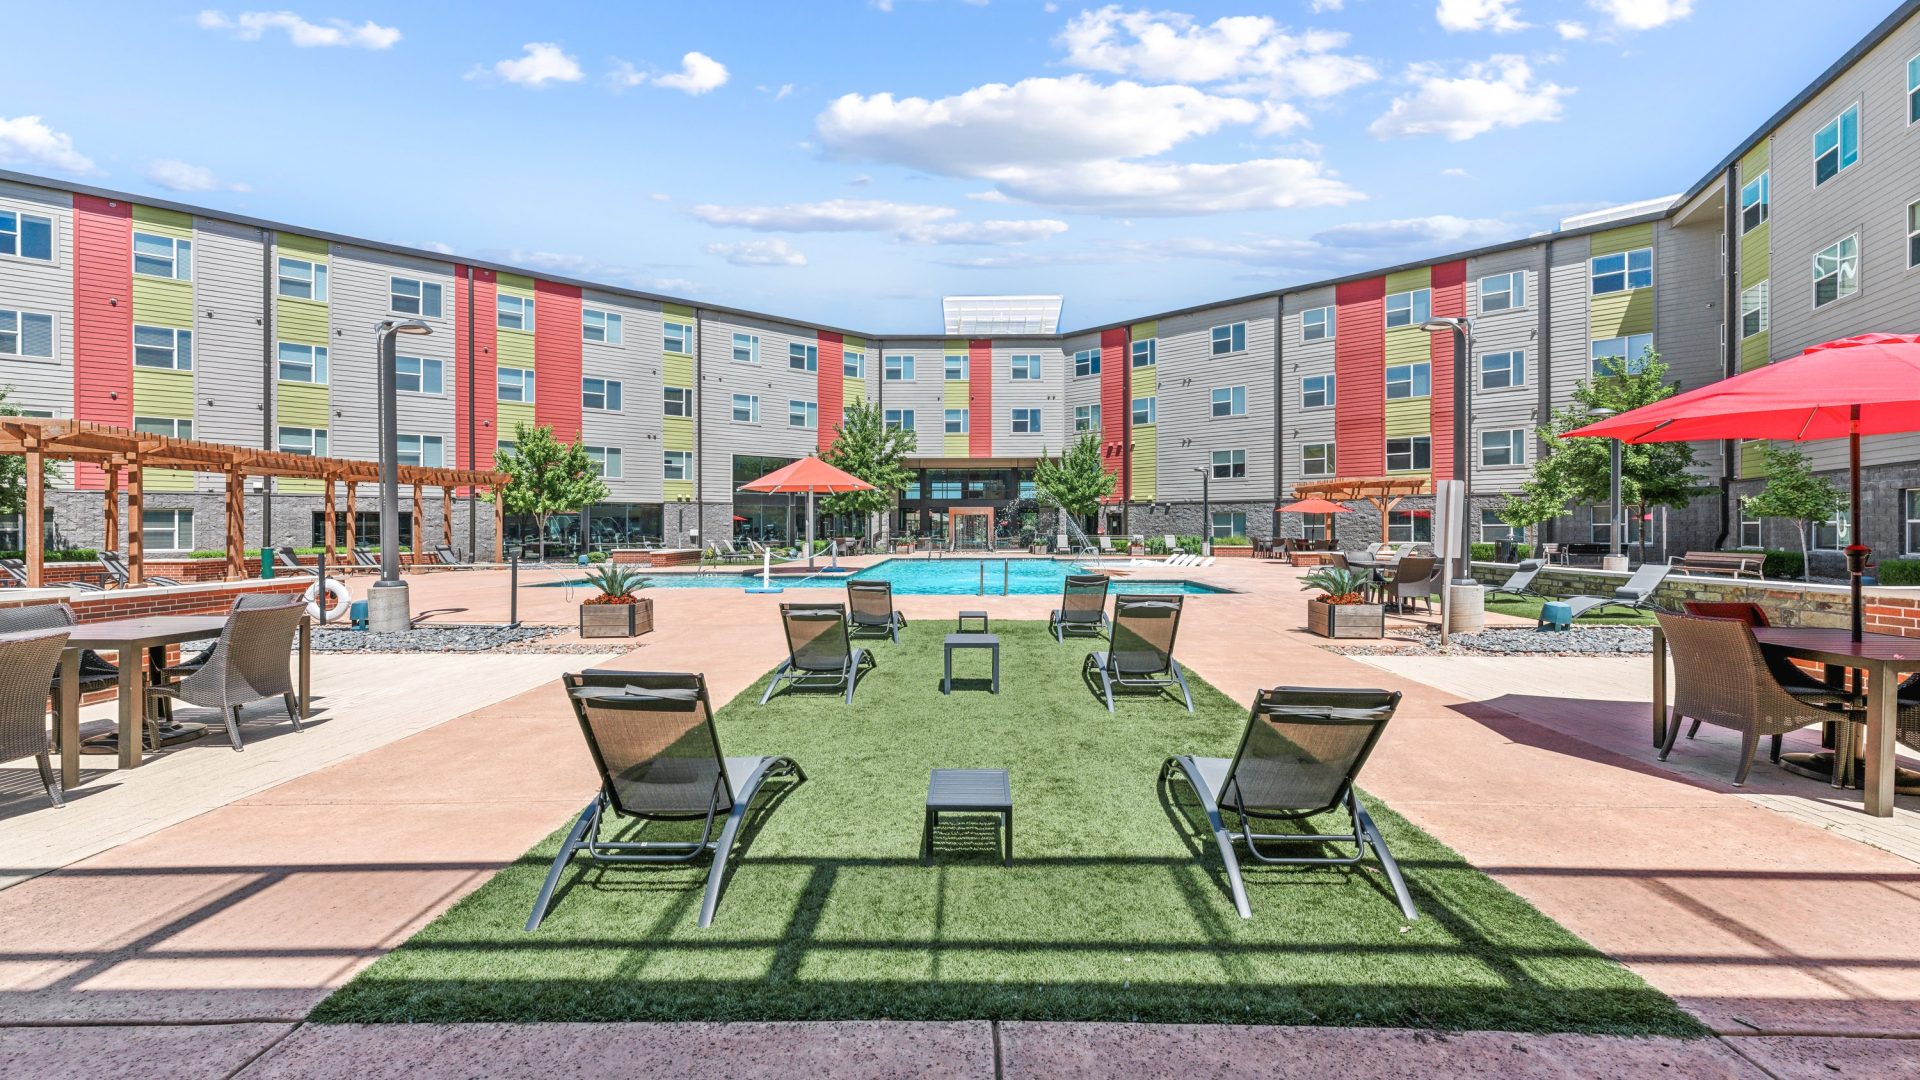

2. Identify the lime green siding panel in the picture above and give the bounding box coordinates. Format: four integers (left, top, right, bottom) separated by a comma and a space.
663, 417, 693, 452
133, 368, 194, 417
1133, 364, 1157, 398
1131, 424, 1156, 501
495, 273, 534, 295
276, 382, 329, 427
943, 381, 969, 408
1739, 138, 1770, 177
661, 302, 694, 320
1739, 441, 1769, 479
276, 298, 329, 346
663, 355, 693, 386
943, 434, 969, 456
1130, 320, 1158, 339
497, 401, 535, 436
944, 339, 967, 356
1590, 224, 1655, 257
1589, 290, 1655, 337
140, 468, 195, 492
497, 332, 535, 367
132, 276, 194, 330
1741, 329, 1771, 372
664, 479, 694, 501
1740, 222, 1770, 281
1383, 326, 1431, 364
1383, 266, 1430, 294
1383, 398, 1430, 438
843, 375, 866, 404
132, 205, 192, 238
275, 232, 329, 260
842, 335, 865, 350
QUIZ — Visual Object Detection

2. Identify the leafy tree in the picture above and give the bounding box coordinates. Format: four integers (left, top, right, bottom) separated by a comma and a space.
819, 399, 916, 541
1034, 433, 1117, 525
486, 422, 608, 561
1498, 352, 1707, 558
0, 385, 56, 530
1742, 442, 1843, 582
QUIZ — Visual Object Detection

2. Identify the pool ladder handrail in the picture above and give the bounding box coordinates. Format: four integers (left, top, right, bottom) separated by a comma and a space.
976, 558, 1009, 596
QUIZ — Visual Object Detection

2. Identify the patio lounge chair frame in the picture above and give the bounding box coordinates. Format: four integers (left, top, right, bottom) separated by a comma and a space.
761, 603, 877, 705
98, 549, 182, 588
1559, 562, 1670, 621
1050, 573, 1111, 643
1161, 685, 1414, 921
845, 580, 907, 643
274, 545, 318, 577
1486, 559, 1546, 601
1, 557, 104, 592
528, 670, 806, 931
1086, 594, 1194, 712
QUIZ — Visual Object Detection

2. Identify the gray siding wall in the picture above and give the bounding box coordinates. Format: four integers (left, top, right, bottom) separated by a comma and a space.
189, 218, 268, 493
1059, 331, 1103, 451
1465, 246, 1547, 494
1154, 299, 1274, 503
1280, 284, 1336, 496
1548, 235, 1592, 413
879, 337, 950, 457
580, 291, 663, 502
990, 338, 1063, 458
0, 180, 73, 419
324, 245, 458, 478
697, 311, 821, 497
1654, 218, 1728, 479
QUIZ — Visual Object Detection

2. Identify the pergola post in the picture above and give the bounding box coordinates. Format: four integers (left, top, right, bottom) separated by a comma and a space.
125, 454, 145, 586
344, 481, 357, 552
411, 484, 424, 565
441, 486, 454, 554
323, 479, 338, 560
493, 492, 505, 563
103, 460, 121, 554
23, 440, 44, 588
224, 468, 246, 581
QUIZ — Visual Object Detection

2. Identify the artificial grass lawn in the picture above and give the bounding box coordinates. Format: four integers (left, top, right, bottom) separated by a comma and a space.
314, 621, 1698, 1035
1483, 594, 1656, 626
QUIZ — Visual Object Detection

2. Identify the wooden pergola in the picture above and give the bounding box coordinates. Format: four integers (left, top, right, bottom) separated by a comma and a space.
1, 418, 511, 587
1289, 477, 1433, 545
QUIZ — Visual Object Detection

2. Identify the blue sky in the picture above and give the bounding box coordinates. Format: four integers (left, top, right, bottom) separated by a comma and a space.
0, 2, 1893, 330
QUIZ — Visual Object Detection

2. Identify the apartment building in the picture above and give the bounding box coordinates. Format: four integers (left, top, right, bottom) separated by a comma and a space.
3, 2, 1919, 564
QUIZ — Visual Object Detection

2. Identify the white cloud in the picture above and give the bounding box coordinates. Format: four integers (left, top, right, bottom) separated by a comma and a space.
477, 43, 583, 88
146, 159, 250, 193
413, 240, 456, 254
1556, 20, 1589, 39
649, 192, 672, 202
1589, 0, 1692, 32
707, 239, 806, 267
1368, 55, 1571, 142
0, 115, 95, 174
995, 157, 1360, 215
898, 219, 1068, 245
196, 9, 401, 49
689, 199, 1066, 245
1311, 214, 1516, 249
772, 83, 795, 101
1056, 7, 1376, 98
1309, 0, 1345, 10
1441, 167, 1470, 177
500, 249, 696, 293
654, 51, 729, 95
1435, 0, 1529, 33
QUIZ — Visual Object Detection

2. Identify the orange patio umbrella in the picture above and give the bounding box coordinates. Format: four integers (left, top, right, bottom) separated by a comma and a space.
1277, 497, 1351, 546
738, 457, 874, 568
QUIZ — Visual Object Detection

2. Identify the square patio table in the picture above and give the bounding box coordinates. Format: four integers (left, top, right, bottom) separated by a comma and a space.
922, 768, 1012, 866
942, 633, 999, 695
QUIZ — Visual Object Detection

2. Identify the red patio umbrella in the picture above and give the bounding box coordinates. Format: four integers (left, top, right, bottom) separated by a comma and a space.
738, 457, 874, 568
1277, 497, 1351, 546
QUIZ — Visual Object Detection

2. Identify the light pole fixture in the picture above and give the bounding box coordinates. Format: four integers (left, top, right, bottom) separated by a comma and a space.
1192, 464, 1212, 555
1587, 406, 1624, 560
1420, 315, 1474, 583
369, 318, 432, 633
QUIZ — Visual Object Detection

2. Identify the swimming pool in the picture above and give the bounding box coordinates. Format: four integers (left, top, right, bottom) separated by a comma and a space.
536, 558, 1229, 596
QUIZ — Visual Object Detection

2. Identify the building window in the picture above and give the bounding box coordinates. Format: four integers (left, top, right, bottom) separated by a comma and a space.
1590, 248, 1653, 294
943, 408, 968, 434
134, 326, 195, 371
395, 354, 443, 395
663, 321, 693, 354
1210, 322, 1247, 355
1131, 396, 1156, 425
1587, 504, 1639, 544
731, 394, 759, 423
0, 308, 54, 359
664, 450, 691, 480
1741, 498, 1764, 549
1477, 272, 1524, 313
396, 434, 445, 468
1073, 404, 1100, 434
1480, 350, 1525, 390
1010, 408, 1039, 434
1211, 449, 1246, 479
790, 400, 819, 429
1301, 306, 1334, 341
496, 367, 533, 402
1479, 509, 1516, 542
133, 415, 192, 440
1131, 338, 1156, 367
1740, 172, 1770, 234
663, 386, 692, 417
944, 354, 968, 381
1910, 54, 1920, 124
1740, 282, 1769, 338
884, 354, 914, 381
1384, 288, 1431, 328
1386, 436, 1431, 472
583, 308, 623, 345
1301, 374, 1334, 409
135, 232, 192, 281
0, 208, 54, 262
1813, 104, 1860, 185
1011, 353, 1041, 380
729, 332, 758, 363
1073, 347, 1101, 377
789, 342, 818, 372
1210, 385, 1247, 418
1210, 512, 1247, 539
843, 349, 865, 378
1479, 428, 1526, 467
1590, 333, 1654, 376
277, 341, 334, 383
1301, 442, 1335, 477
390, 276, 442, 318
885, 408, 916, 432
278, 425, 328, 457
1385, 361, 1431, 400
1812, 234, 1859, 308
582, 377, 622, 411
142, 509, 193, 551
1812, 508, 1850, 551
584, 446, 622, 478
1387, 510, 1432, 544
1908, 200, 1920, 269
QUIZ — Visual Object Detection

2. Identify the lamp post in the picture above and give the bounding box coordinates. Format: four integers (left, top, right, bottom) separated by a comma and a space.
1588, 406, 1626, 568
369, 318, 432, 632
1192, 465, 1212, 555
1419, 315, 1474, 583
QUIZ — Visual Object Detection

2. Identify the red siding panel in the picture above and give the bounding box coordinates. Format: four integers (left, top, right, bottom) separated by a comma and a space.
1334, 277, 1385, 478
1428, 260, 1467, 484
968, 338, 993, 458
533, 280, 583, 442
454, 267, 498, 475
1099, 328, 1128, 496
817, 331, 844, 453
71, 195, 133, 490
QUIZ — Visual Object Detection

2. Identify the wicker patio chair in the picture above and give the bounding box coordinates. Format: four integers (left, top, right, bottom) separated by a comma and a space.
97, 550, 182, 588
1162, 685, 1413, 920
1, 558, 104, 592
845, 580, 907, 643
144, 601, 305, 751
527, 670, 807, 931
1654, 611, 1851, 785
1086, 594, 1194, 712
1384, 556, 1442, 614
1678, 601, 1847, 715
153, 593, 308, 721
760, 603, 877, 705
0, 602, 119, 703
0, 629, 71, 808
1049, 574, 1111, 643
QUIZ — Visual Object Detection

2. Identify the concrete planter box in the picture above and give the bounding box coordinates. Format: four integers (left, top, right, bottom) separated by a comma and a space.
579, 597, 655, 639
1307, 599, 1384, 639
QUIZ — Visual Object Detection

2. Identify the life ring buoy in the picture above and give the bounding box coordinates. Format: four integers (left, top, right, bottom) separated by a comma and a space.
304, 578, 353, 622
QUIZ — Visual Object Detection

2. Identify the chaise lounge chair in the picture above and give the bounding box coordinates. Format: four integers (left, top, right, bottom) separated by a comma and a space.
1050, 574, 1111, 643
527, 670, 807, 931
1556, 562, 1670, 622
845, 580, 907, 643
760, 603, 877, 705
433, 545, 464, 566
1086, 594, 1194, 712
1486, 559, 1546, 601
351, 547, 380, 568
1161, 685, 1415, 921
0, 558, 104, 591
97, 550, 182, 588
274, 545, 318, 577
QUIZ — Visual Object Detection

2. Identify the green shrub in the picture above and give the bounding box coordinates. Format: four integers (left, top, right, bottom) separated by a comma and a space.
586, 550, 609, 564
1, 549, 98, 562
1144, 537, 1169, 555
1469, 542, 1534, 562
1762, 549, 1804, 579
1175, 536, 1204, 555
1214, 534, 1251, 547
1876, 558, 1920, 586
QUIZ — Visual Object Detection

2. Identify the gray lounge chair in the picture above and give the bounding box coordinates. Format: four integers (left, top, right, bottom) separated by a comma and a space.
1487, 559, 1546, 601
1655, 611, 1850, 785
274, 545, 317, 577
351, 547, 380, 568
1161, 685, 1415, 921
760, 603, 877, 705
846, 580, 906, 643
528, 670, 806, 931
0, 558, 104, 592
1086, 594, 1194, 713
144, 601, 305, 751
97, 550, 182, 588
1050, 574, 1111, 642
0, 629, 71, 808
1559, 562, 1670, 621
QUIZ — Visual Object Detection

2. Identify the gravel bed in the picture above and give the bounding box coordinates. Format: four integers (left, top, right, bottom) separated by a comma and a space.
308, 625, 606, 654
1327, 625, 1654, 657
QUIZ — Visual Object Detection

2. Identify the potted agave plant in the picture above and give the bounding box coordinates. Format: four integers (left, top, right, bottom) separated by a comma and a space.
578, 565, 655, 639
1300, 566, 1384, 639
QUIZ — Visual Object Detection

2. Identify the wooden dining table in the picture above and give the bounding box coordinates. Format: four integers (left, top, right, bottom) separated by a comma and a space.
1650, 622, 1920, 817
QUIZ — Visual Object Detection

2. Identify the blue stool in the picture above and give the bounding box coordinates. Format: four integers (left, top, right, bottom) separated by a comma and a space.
349, 599, 369, 631
1538, 601, 1572, 631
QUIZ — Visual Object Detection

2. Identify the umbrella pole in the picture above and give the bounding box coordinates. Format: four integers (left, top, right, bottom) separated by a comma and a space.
807, 488, 816, 570
1850, 417, 1863, 643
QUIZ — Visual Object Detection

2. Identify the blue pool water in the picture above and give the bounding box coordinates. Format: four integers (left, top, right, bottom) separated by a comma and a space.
538, 558, 1228, 595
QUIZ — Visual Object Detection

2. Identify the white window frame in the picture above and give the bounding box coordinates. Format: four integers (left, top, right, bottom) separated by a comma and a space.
1210, 511, 1247, 540
1384, 288, 1431, 328
1477, 272, 1524, 314
1479, 508, 1517, 542
496, 366, 534, 403
277, 425, 329, 457
789, 399, 819, 429
943, 408, 969, 434
1010, 407, 1039, 434
1301, 442, 1335, 477
885, 408, 916, 432
582, 376, 623, 412
135, 325, 195, 372
1812, 234, 1859, 309
1479, 428, 1526, 468
1909, 53, 1920, 127
1479, 350, 1525, 390
730, 332, 759, 364
884, 354, 915, 381
135, 232, 192, 282
663, 386, 692, 417
1813, 103, 1860, 186
1740, 281, 1769, 338
789, 342, 818, 372
584, 445, 623, 478
0, 307, 56, 360
1011, 353, 1041, 380
1301, 374, 1334, 409
133, 415, 193, 440
1210, 322, 1247, 355
497, 294, 534, 332
274, 256, 326, 301
1740, 171, 1770, 234
944, 354, 968, 381
1074, 404, 1101, 434
1131, 396, 1156, 425
1384, 361, 1431, 400
1386, 436, 1431, 473
843, 349, 866, 378
141, 509, 194, 551
1741, 498, 1764, 550
1907, 199, 1920, 270
582, 308, 623, 345
1589, 334, 1654, 376
394, 354, 443, 395
0, 208, 55, 264
664, 450, 692, 481
396, 433, 445, 469
1301, 306, 1334, 341
731, 394, 760, 423
663, 321, 693, 355
390, 276, 441, 318
1210, 385, 1247, 418
1073, 348, 1100, 377
1131, 339, 1156, 367
1812, 507, 1851, 552
1210, 448, 1246, 480
1589, 248, 1653, 295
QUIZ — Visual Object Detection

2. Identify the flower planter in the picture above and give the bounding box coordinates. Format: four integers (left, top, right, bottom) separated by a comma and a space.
580, 596, 655, 639
1307, 599, 1384, 639
1029, 544, 1048, 555
1213, 544, 1254, 559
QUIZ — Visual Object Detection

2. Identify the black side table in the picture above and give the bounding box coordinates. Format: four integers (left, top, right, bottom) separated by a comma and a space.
923, 768, 1012, 866
942, 633, 1000, 694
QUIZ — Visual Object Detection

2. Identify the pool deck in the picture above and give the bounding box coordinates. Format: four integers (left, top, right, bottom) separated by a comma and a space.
2, 556, 1917, 1077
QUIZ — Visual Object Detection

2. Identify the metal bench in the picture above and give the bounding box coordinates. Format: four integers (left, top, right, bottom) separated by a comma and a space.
1669, 551, 1765, 579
